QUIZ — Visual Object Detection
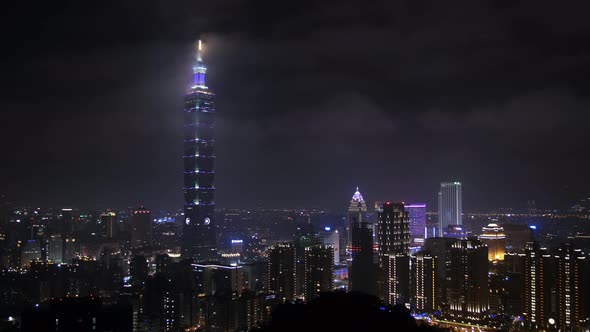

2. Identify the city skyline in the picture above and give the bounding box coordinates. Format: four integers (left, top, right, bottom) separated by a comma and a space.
2, 2, 590, 331
2, 1, 590, 211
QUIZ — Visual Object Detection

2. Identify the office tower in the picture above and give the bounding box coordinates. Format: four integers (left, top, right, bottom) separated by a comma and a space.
131, 207, 151, 247
48, 234, 63, 263
182, 40, 217, 262
423, 237, 456, 310
438, 182, 462, 236
447, 238, 489, 323
304, 245, 333, 301
100, 211, 118, 239
555, 243, 588, 331
378, 202, 410, 260
524, 242, 553, 330
378, 202, 410, 304
479, 223, 506, 261
348, 187, 367, 254
348, 221, 377, 296
405, 204, 427, 247
21, 239, 41, 268
387, 254, 410, 305
504, 224, 533, 253
413, 251, 435, 313
267, 243, 296, 301
319, 227, 340, 264
61, 208, 75, 235
293, 232, 321, 296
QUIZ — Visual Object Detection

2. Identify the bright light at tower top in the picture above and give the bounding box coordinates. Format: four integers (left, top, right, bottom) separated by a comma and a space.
198, 40, 202, 51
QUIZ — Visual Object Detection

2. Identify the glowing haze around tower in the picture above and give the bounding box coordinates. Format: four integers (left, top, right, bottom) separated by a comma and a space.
182, 40, 217, 261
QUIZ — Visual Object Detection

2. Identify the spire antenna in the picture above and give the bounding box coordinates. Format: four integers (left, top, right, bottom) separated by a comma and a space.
197, 39, 203, 62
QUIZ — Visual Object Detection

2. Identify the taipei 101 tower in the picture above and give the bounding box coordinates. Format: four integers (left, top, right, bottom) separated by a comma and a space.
182, 40, 217, 261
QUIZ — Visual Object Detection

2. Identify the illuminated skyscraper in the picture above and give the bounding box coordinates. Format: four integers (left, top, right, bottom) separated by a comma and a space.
524, 242, 553, 330
438, 182, 462, 236
413, 251, 435, 313
555, 243, 588, 331
304, 245, 334, 301
348, 187, 367, 254
267, 243, 296, 301
479, 223, 506, 261
378, 202, 410, 261
405, 204, 426, 247
378, 202, 410, 305
446, 238, 489, 323
182, 40, 217, 261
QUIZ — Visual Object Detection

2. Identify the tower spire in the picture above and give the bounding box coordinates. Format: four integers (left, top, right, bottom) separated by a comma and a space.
192, 39, 207, 88
197, 39, 203, 63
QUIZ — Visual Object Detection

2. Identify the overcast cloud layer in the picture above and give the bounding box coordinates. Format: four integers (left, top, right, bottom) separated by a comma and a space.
1, 0, 590, 210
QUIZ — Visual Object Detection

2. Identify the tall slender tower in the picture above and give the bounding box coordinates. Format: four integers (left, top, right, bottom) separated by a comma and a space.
348, 187, 367, 254
182, 40, 217, 261
438, 182, 462, 236
378, 202, 410, 304
447, 238, 489, 323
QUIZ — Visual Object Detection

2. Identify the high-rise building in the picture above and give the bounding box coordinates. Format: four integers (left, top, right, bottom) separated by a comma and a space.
131, 207, 151, 248
348, 187, 367, 254
387, 254, 410, 305
504, 224, 533, 253
319, 227, 340, 264
378, 202, 410, 260
304, 245, 334, 301
21, 239, 41, 268
405, 204, 427, 247
555, 243, 588, 331
60, 208, 75, 235
378, 202, 410, 305
446, 238, 489, 323
413, 251, 436, 313
479, 223, 506, 261
48, 234, 63, 263
100, 211, 117, 239
182, 40, 217, 262
423, 237, 456, 310
267, 243, 296, 301
348, 221, 377, 296
438, 182, 462, 236
524, 242, 553, 330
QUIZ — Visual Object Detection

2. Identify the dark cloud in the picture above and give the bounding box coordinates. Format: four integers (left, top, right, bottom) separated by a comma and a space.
2, 0, 590, 210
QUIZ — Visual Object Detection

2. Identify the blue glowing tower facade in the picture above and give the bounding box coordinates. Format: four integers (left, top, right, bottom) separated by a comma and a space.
182, 40, 217, 261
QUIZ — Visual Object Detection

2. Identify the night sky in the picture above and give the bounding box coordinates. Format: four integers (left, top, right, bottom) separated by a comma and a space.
2, 1, 590, 211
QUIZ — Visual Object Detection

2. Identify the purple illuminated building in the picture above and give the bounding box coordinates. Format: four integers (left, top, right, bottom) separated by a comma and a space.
405, 204, 427, 247
182, 40, 217, 261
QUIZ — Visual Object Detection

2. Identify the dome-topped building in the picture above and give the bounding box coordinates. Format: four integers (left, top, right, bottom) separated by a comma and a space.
348, 187, 368, 254
351, 187, 365, 203
479, 223, 506, 261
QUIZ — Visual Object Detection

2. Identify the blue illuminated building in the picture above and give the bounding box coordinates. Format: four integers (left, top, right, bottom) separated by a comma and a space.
182, 40, 217, 261
405, 203, 426, 247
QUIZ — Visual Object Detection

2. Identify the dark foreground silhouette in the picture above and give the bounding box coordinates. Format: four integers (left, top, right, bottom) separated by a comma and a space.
256, 292, 447, 332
